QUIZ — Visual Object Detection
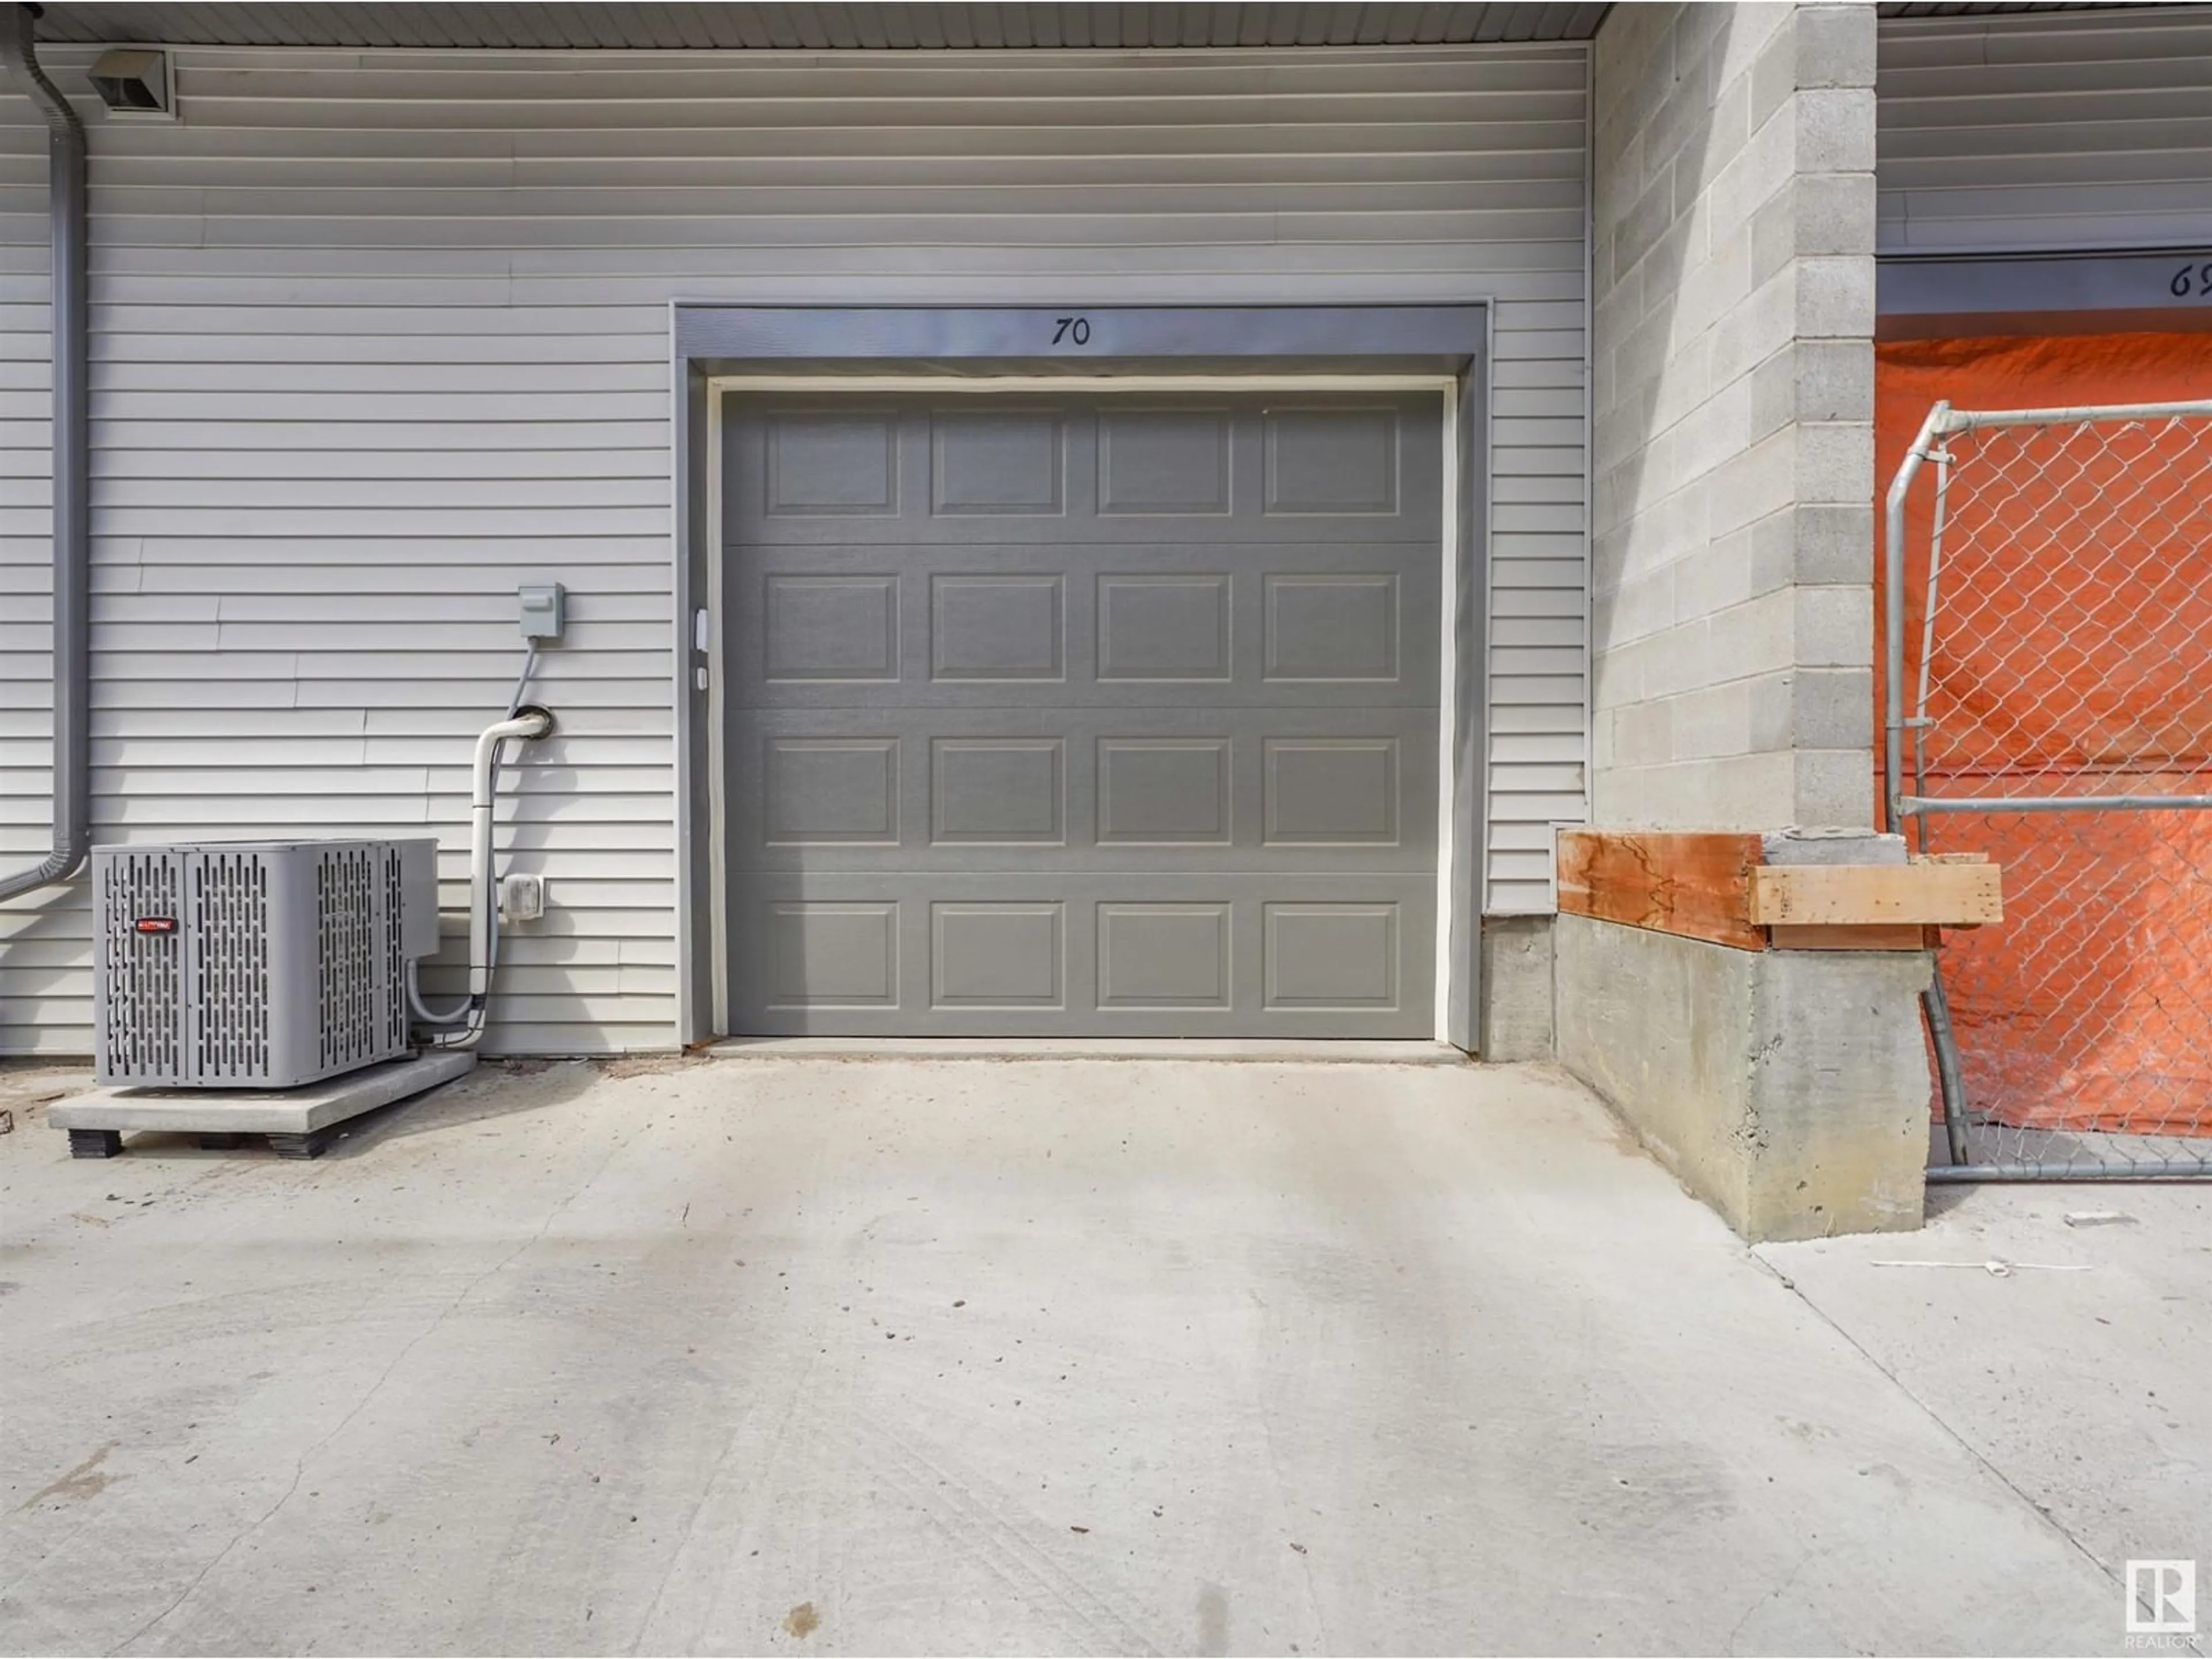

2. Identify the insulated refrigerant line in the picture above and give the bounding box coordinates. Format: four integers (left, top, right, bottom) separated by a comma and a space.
407, 646, 554, 1048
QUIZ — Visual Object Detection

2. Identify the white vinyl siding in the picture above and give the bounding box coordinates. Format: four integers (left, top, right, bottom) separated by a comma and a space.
2, 41, 1589, 1056
1878, 7, 2212, 256
0, 130, 55, 1052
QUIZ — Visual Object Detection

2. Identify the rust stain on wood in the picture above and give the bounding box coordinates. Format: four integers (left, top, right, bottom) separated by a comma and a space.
1555, 830, 1767, 951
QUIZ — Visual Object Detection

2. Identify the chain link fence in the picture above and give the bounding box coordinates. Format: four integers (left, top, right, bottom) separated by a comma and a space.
1884, 399, 2212, 1182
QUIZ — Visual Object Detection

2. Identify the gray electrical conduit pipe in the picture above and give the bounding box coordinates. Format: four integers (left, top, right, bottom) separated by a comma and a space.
407, 700, 555, 1048
0, 6, 92, 904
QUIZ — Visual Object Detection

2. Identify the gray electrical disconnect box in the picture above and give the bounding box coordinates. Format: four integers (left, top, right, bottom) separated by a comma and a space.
518, 582, 566, 642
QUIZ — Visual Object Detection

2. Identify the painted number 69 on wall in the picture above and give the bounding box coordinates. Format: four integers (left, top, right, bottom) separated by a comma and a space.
2170, 261, 2212, 299
1051, 316, 1093, 346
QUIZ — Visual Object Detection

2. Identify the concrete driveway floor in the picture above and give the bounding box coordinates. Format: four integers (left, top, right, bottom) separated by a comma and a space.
0, 1055, 2199, 1657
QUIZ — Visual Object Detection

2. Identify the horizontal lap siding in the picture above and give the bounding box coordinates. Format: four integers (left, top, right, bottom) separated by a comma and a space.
0, 112, 56, 1048
1878, 10, 2212, 255
1, 43, 1588, 1055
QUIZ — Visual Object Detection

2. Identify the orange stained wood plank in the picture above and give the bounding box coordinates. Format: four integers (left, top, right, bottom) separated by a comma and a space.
1555, 828, 1766, 952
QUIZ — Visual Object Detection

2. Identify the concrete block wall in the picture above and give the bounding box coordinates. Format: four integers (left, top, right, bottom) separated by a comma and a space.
1591, 2, 1878, 830
1564, 6, 1924, 1244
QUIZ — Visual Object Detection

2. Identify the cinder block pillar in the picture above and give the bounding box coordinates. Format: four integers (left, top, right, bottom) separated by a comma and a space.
1573, 2, 1919, 1239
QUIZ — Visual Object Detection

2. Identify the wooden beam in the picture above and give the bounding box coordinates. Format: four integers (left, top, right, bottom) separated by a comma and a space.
1748, 862, 2003, 928
1767, 924, 1941, 952
1558, 829, 2003, 952
1556, 829, 1767, 951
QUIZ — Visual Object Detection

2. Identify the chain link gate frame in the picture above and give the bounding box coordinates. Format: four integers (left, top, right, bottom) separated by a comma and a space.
1884, 397, 2212, 1183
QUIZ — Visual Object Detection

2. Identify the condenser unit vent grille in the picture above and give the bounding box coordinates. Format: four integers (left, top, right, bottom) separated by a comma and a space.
195, 850, 271, 1081
100, 850, 184, 1082
385, 851, 407, 1052
95, 839, 438, 1089
318, 846, 377, 1072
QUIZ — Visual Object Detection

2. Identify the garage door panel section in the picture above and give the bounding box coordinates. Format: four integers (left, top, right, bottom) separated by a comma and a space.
760, 575, 902, 683
726, 706, 1437, 874
732, 875, 1435, 1037
757, 900, 902, 1012
731, 541, 1439, 709
727, 400, 1441, 546
762, 410, 903, 518
929, 575, 1067, 682
724, 390, 1445, 1037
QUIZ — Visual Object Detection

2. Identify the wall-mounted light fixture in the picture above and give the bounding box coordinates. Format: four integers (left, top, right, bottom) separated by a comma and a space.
89, 47, 175, 119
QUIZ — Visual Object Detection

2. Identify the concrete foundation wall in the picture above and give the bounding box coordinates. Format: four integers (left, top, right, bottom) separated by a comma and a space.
1590, 2, 1878, 829
1554, 913, 1929, 1241
1479, 916, 1555, 1062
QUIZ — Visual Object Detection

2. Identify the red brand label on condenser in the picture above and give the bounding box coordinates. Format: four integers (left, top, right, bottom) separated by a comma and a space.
133, 917, 177, 934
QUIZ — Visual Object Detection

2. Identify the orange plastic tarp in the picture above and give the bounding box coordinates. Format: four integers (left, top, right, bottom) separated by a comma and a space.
1875, 332, 2212, 1136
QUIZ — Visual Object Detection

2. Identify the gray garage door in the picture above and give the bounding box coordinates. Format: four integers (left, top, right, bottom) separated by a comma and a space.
722, 391, 1442, 1036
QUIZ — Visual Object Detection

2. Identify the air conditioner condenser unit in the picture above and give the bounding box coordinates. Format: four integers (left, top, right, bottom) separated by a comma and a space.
94, 838, 441, 1088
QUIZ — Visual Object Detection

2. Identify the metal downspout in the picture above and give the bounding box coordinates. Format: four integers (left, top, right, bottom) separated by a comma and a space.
0, 5, 89, 903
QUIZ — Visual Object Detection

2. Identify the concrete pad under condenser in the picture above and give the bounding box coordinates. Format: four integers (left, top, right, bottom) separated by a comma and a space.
44, 1050, 478, 1139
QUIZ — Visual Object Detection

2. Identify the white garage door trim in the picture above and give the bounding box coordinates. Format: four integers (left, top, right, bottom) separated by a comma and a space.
704, 372, 1465, 1041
